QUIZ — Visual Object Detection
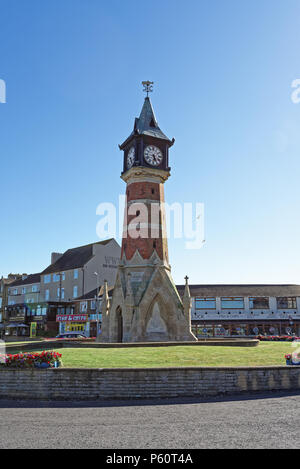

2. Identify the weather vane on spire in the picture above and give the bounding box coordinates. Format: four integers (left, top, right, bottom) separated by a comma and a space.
142, 81, 154, 97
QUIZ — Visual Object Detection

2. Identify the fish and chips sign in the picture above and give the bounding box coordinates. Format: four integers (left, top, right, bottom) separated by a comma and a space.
56, 314, 88, 322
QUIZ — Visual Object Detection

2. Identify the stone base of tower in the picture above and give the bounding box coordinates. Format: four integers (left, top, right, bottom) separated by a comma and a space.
99, 251, 197, 344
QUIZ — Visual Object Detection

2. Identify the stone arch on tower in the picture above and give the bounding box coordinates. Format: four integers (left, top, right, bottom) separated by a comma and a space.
142, 293, 177, 342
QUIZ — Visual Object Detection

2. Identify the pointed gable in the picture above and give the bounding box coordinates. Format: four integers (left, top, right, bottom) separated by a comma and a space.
120, 97, 173, 149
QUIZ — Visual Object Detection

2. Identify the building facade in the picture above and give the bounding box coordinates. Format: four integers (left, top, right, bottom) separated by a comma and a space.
40, 239, 120, 303
5, 239, 120, 337
5, 273, 66, 336
0, 274, 22, 323
176, 284, 300, 337
58, 285, 114, 337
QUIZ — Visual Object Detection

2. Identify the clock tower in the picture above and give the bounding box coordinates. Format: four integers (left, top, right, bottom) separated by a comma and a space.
100, 83, 197, 343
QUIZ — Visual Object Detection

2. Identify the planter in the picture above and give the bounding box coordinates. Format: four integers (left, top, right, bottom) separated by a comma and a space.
286, 359, 292, 366
34, 362, 50, 369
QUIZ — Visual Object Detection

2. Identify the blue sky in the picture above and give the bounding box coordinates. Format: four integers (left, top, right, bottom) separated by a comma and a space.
0, 0, 300, 284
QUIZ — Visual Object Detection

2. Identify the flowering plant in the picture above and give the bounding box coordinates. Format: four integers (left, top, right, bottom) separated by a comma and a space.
0, 351, 62, 368
285, 353, 300, 365
257, 335, 299, 342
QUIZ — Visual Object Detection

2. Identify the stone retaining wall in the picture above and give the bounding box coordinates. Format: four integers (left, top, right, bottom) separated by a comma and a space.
0, 366, 299, 400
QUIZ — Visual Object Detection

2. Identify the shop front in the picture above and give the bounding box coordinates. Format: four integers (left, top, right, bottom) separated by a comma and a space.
5, 304, 29, 337
192, 321, 300, 338
5, 322, 29, 337
56, 314, 89, 336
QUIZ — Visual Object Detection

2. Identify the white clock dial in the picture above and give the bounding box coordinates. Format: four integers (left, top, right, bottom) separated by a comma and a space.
127, 146, 135, 168
144, 145, 163, 166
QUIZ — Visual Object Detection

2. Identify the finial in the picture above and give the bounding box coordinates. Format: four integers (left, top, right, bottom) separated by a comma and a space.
185, 275, 189, 285
142, 81, 154, 97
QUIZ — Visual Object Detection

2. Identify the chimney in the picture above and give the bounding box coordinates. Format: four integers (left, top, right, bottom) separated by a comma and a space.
51, 252, 63, 265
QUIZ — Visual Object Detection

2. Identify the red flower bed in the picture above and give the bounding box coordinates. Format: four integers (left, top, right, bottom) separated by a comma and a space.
0, 351, 62, 368
257, 335, 300, 342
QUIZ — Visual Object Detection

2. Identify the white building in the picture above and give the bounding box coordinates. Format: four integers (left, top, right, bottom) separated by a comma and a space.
176, 284, 300, 337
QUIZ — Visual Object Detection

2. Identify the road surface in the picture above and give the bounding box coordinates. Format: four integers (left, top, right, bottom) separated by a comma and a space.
0, 392, 299, 449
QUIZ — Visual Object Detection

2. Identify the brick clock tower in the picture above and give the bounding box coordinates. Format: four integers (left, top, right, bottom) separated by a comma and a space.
100, 83, 197, 343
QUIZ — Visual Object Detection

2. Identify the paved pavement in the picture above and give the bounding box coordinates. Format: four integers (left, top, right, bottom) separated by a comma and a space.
0, 392, 299, 449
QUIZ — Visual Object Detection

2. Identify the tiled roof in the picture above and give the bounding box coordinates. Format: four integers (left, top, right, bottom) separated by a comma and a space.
41, 239, 114, 275
176, 284, 300, 298
77, 283, 300, 302
9, 273, 41, 287
77, 286, 114, 300
120, 97, 172, 148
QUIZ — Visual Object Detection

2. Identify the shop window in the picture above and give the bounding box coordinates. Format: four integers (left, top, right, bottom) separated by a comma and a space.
221, 298, 244, 309
249, 297, 269, 309
195, 298, 216, 310
277, 297, 297, 309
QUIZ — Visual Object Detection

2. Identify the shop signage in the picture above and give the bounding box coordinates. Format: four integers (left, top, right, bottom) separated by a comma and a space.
30, 322, 37, 338
56, 314, 88, 322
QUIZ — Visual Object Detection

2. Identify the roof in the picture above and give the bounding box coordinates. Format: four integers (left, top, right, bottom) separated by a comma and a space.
9, 273, 41, 287
176, 284, 300, 298
77, 286, 114, 300
41, 239, 114, 275
120, 97, 172, 148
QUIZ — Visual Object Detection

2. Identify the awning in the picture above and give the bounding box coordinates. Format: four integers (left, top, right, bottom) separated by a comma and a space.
6, 323, 29, 328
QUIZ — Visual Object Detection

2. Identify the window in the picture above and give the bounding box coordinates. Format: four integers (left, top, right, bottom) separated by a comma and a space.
13, 289, 18, 295
277, 297, 297, 309
53, 273, 60, 282
44, 275, 51, 284
61, 288, 65, 300
32, 285, 38, 293
74, 269, 79, 280
80, 302, 87, 313
22, 287, 26, 294
61, 272, 65, 281
90, 300, 96, 310
195, 298, 216, 309
73, 286, 78, 298
42, 307, 47, 316
249, 297, 269, 309
57, 288, 60, 298
221, 298, 244, 309
45, 290, 50, 301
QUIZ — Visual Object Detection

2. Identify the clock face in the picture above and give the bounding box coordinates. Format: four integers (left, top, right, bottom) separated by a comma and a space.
127, 146, 135, 169
144, 145, 163, 166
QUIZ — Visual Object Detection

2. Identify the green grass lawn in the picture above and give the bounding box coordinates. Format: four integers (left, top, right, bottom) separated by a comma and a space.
48, 342, 293, 368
